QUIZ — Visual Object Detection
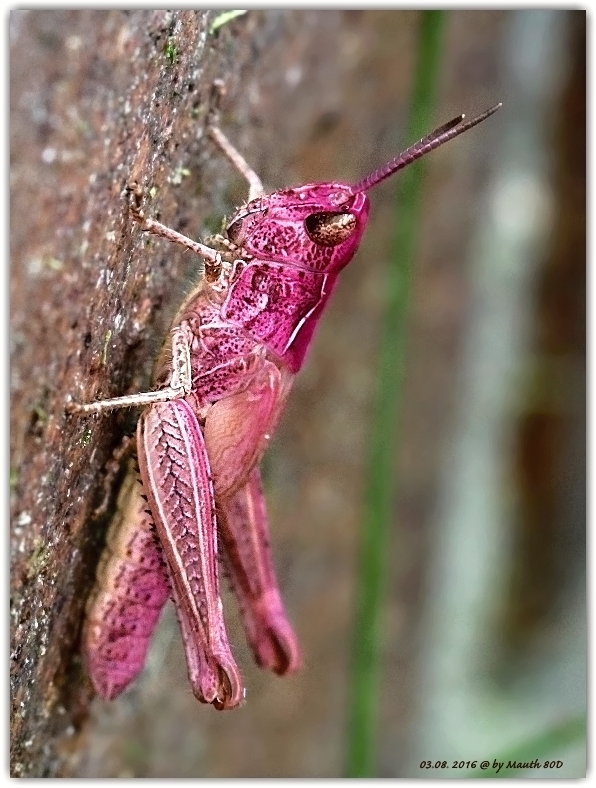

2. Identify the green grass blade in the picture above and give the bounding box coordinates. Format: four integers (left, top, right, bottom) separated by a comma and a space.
209, 10, 247, 35
345, 11, 446, 777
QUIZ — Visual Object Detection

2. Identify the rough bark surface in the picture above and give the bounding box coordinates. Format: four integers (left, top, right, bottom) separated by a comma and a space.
11, 9, 506, 777
10, 10, 348, 775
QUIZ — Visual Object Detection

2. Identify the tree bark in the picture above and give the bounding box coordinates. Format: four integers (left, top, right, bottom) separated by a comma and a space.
10, 9, 345, 775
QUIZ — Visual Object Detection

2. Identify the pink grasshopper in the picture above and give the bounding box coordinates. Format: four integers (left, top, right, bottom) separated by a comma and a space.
73, 104, 500, 709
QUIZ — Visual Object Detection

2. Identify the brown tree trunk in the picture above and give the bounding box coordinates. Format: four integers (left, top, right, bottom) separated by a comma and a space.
10, 9, 347, 775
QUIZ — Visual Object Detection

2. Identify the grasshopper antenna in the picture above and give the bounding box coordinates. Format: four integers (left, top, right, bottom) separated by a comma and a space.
353, 103, 502, 193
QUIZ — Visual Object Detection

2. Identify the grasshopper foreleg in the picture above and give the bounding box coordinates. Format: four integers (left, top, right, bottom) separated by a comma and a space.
207, 126, 264, 202
126, 181, 221, 265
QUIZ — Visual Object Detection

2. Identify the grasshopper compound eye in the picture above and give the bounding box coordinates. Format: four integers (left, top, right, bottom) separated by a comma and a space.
304, 211, 357, 246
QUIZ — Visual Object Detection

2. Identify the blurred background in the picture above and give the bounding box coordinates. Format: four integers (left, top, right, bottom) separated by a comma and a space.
10, 9, 585, 778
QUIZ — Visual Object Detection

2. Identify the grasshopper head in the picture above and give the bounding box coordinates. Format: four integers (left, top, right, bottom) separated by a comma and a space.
224, 181, 370, 274
225, 104, 501, 275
